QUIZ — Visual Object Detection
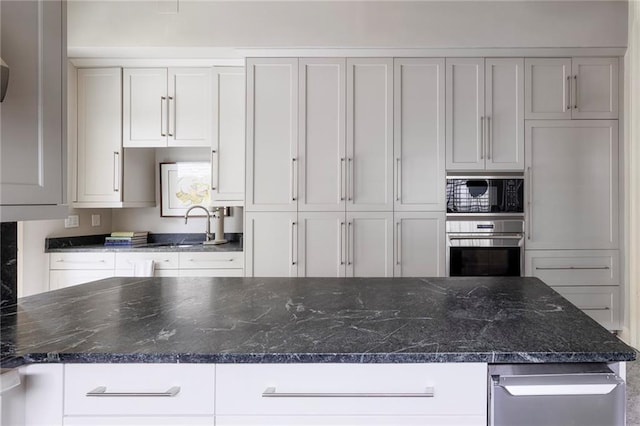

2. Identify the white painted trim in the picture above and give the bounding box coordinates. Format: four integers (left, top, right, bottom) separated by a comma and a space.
68, 47, 243, 61
69, 57, 244, 68
237, 47, 627, 58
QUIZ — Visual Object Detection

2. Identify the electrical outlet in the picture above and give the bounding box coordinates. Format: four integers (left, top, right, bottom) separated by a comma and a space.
91, 214, 101, 227
64, 215, 79, 228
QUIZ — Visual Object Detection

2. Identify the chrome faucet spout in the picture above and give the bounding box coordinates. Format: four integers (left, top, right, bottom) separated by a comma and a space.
184, 205, 213, 241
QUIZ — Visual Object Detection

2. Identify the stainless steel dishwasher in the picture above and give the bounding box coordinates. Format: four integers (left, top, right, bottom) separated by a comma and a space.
489, 363, 625, 426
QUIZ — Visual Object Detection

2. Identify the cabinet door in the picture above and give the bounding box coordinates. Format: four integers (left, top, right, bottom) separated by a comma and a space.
123, 68, 168, 147
298, 212, 346, 277
394, 58, 445, 211
525, 120, 618, 249
445, 58, 485, 171
246, 58, 298, 212
168, 68, 212, 147
299, 58, 346, 212
485, 58, 524, 171
64, 417, 215, 426
394, 212, 445, 277
572, 57, 618, 119
212, 66, 245, 205
217, 416, 484, 426
346, 212, 393, 277
76, 68, 122, 203
346, 58, 393, 211
553, 286, 621, 330
524, 58, 572, 119
0, 0, 64, 214
49, 270, 114, 291
245, 212, 297, 277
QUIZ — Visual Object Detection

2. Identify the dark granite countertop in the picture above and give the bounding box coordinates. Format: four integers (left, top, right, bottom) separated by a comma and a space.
0, 277, 635, 368
45, 233, 243, 253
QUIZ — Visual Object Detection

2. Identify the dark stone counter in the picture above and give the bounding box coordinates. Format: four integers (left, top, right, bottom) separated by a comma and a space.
0, 277, 634, 367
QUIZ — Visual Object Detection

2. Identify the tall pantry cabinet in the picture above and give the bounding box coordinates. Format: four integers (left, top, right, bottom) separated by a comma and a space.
245, 58, 446, 277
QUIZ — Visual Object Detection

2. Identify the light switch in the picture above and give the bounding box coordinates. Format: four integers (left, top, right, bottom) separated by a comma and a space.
91, 214, 101, 227
64, 215, 79, 228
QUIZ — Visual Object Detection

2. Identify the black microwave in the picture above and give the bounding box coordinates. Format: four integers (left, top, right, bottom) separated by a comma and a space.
446, 177, 524, 214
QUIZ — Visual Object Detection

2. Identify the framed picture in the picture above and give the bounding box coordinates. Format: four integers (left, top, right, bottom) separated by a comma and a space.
160, 162, 211, 217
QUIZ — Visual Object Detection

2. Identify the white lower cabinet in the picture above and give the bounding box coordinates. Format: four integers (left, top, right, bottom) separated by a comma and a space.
49, 253, 116, 290
394, 212, 446, 277
64, 417, 214, 425
298, 212, 346, 277
347, 212, 394, 277
552, 286, 621, 330
245, 212, 298, 277
215, 363, 486, 423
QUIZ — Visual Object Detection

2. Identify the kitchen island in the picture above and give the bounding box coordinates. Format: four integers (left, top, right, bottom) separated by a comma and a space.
0, 277, 635, 425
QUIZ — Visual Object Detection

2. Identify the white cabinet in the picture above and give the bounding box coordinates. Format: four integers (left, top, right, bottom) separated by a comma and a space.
246, 58, 299, 212
74, 68, 155, 208
211, 66, 245, 206
123, 68, 212, 148
346, 58, 394, 211
298, 212, 346, 277
245, 212, 298, 277
298, 58, 346, 212
217, 416, 483, 426
215, 363, 486, 421
446, 58, 523, 171
49, 253, 116, 290
525, 120, 618, 250
553, 286, 621, 330
525, 58, 618, 119
394, 212, 446, 277
63, 364, 215, 425
346, 212, 394, 277
0, 0, 66, 221
394, 58, 445, 211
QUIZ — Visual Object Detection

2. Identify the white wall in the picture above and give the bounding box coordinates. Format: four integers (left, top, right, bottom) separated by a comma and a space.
68, 1, 628, 50
18, 208, 113, 296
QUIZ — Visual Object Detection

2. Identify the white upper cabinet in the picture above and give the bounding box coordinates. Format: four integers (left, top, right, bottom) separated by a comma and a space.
0, 0, 65, 221
346, 58, 394, 211
75, 68, 155, 208
394, 212, 446, 277
525, 120, 618, 250
211, 66, 245, 206
394, 58, 445, 211
246, 58, 299, 212
446, 58, 524, 171
123, 67, 212, 148
245, 212, 298, 277
484, 58, 524, 170
445, 58, 485, 171
298, 58, 346, 212
298, 212, 346, 277
525, 58, 618, 119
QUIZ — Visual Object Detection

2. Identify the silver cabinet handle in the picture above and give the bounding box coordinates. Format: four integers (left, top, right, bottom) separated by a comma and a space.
579, 307, 611, 311
167, 96, 175, 137
160, 96, 167, 137
347, 221, 353, 265
113, 151, 120, 193
56, 259, 106, 264
487, 116, 492, 160
479, 116, 485, 159
291, 158, 297, 202
573, 75, 578, 110
291, 221, 297, 266
87, 386, 180, 398
262, 387, 434, 398
396, 221, 402, 266
396, 158, 401, 202
527, 166, 532, 240
448, 235, 523, 240
211, 150, 218, 190
535, 266, 610, 271
340, 158, 345, 201
566, 75, 572, 110
347, 158, 353, 201
187, 258, 234, 262
339, 221, 345, 265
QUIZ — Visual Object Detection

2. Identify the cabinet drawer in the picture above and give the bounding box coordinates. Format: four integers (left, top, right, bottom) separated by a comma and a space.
178, 269, 244, 277
64, 364, 215, 416
115, 252, 179, 270
114, 269, 179, 278
217, 415, 485, 426
215, 363, 487, 417
553, 286, 621, 330
525, 250, 618, 286
49, 270, 114, 291
50, 253, 115, 270
178, 252, 243, 269
64, 417, 215, 425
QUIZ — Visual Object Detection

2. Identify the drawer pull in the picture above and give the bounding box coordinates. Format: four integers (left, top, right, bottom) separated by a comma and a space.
56, 259, 106, 264
187, 258, 234, 262
535, 266, 610, 271
128, 259, 170, 264
262, 387, 434, 398
578, 307, 611, 311
86, 386, 180, 397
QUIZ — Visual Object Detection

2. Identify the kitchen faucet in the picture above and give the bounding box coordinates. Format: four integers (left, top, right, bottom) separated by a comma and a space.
184, 205, 228, 245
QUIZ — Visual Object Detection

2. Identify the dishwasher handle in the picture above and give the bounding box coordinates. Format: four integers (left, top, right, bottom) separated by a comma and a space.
497, 374, 623, 396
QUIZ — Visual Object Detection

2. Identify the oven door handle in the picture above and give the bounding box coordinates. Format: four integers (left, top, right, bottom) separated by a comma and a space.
448, 235, 523, 240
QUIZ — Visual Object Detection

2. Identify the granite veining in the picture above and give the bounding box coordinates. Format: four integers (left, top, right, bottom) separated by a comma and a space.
0, 277, 635, 368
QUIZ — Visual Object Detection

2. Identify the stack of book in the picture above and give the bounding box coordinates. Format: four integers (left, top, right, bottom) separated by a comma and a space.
104, 231, 149, 247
